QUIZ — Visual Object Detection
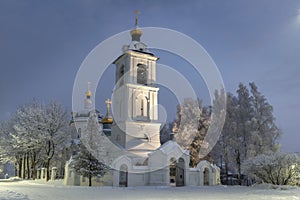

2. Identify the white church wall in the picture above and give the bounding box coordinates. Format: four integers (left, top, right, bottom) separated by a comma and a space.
189, 169, 200, 186
149, 168, 168, 186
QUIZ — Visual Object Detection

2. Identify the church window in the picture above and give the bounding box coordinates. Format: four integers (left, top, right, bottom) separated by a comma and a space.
137, 64, 147, 85
141, 99, 144, 116
77, 128, 81, 138
119, 65, 125, 85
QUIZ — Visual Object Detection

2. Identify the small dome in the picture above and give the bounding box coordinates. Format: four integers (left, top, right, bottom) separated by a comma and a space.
130, 28, 142, 42
102, 117, 113, 124
86, 90, 92, 97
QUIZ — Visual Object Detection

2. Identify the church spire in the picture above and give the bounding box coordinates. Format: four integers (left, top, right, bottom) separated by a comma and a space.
84, 82, 92, 110
105, 98, 112, 118
85, 82, 92, 99
135, 10, 139, 27
102, 98, 113, 124
130, 10, 142, 42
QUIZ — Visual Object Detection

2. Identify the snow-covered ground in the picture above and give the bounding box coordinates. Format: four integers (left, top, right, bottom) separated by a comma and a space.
0, 179, 299, 200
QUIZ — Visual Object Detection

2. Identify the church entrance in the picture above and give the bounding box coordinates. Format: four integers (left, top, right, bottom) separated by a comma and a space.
169, 158, 176, 186
169, 158, 185, 187
203, 168, 210, 185
176, 158, 185, 186
119, 164, 128, 187
73, 172, 80, 186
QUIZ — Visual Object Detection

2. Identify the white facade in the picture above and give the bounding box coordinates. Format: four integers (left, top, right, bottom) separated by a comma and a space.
111, 49, 161, 154
64, 23, 220, 187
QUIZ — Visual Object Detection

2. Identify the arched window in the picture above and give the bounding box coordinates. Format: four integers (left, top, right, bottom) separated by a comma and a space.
116, 65, 125, 85
77, 128, 81, 138
118, 65, 125, 85
137, 64, 147, 85
141, 99, 144, 116
119, 164, 128, 187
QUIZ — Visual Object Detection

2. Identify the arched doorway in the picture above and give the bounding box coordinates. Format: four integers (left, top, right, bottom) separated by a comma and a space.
119, 164, 128, 187
203, 168, 210, 186
169, 158, 185, 187
176, 158, 185, 186
169, 158, 176, 186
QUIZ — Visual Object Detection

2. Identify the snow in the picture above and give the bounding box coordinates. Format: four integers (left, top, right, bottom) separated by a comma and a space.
0, 180, 299, 200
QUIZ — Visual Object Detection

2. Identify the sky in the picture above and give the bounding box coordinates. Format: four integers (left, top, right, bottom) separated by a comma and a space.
0, 0, 300, 153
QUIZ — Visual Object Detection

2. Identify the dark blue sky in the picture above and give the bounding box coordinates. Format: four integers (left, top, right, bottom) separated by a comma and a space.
0, 0, 300, 152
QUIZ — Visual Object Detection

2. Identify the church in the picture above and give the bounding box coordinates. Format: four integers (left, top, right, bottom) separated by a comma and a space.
64, 14, 220, 187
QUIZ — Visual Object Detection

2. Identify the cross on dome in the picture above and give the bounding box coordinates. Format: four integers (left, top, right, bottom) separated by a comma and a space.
135, 10, 140, 27
130, 10, 142, 42
85, 81, 92, 98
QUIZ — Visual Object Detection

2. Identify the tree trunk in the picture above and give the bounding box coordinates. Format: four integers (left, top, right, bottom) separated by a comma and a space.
14, 161, 18, 177
45, 159, 51, 181
45, 140, 55, 181
89, 174, 92, 187
31, 151, 37, 180
17, 156, 22, 178
21, 154, 25, 179
236, 151, 242, 185
26, 153, 30, 179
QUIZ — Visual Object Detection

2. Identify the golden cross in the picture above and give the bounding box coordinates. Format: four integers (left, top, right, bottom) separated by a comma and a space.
105, 98, 112, 117
135, 10, 140, 27
87, 81, 91, 91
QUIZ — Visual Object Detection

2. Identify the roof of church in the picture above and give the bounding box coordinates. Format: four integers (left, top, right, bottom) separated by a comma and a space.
157, 140, 189, 155
131, 49, 155, 56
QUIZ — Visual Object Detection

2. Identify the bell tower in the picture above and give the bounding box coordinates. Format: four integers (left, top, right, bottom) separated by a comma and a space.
111, 11, 161, 154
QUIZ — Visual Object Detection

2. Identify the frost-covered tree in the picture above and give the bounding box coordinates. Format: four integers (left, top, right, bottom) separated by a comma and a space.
175, 98, 201, 149
219, 83, 254, 185
0, 120, 15, 163
42, 101, 68, 181
243, 153, 300, 185
73, 144, 108, 186
0, 100, 68, 180
160, 121, 174, 144
211, 93, 238, 184
236, 83, 254, 159
210, 82, 281, 185
0, 120, 16, 177
13, 101, 47, 179
174, 98, 211, 167
248, 82, 281, 156
73, 113, 109, 186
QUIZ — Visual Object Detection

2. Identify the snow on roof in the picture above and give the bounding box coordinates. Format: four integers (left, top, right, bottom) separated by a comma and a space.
158, 140, 189, 155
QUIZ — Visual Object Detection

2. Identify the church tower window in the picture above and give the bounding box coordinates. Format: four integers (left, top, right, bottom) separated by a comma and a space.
119, 65, 124, 85
141, 99, 144, 116
137, 63, 147, 85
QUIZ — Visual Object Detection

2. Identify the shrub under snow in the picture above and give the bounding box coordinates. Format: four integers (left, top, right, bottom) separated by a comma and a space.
243, 152, 300, 186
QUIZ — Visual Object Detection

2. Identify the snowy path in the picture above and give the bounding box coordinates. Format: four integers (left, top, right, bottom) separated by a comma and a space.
0, 180, 299, 200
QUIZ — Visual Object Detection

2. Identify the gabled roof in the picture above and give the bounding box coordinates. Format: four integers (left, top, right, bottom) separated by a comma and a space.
157, 140, 189, 156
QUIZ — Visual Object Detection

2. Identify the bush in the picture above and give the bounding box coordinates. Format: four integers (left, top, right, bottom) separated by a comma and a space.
243, 152, 300, 186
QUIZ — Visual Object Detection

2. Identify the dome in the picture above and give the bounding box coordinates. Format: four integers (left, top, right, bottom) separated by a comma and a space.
102, 117, 113, 124
85, 90, 92, 97
130, 28, 142, 42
